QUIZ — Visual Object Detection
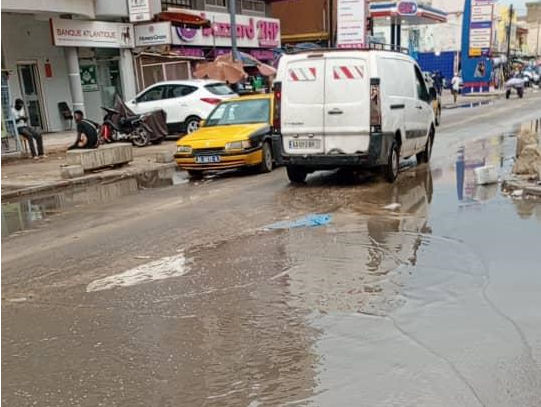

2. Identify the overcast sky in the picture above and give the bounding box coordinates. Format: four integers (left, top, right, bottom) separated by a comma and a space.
497, 0, 529, 14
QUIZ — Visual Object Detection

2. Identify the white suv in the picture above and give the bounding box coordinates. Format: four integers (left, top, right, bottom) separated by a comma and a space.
126, 80, 237, 135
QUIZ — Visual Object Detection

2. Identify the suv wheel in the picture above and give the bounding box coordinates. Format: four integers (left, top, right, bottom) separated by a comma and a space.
185, 117, 201, 134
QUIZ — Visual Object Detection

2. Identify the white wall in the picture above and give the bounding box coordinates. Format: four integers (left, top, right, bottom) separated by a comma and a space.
2, 13, 72, 132
1, 0, 94, 18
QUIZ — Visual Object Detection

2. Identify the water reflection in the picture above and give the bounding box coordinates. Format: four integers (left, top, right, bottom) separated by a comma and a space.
278, 167, 434, 316
1, 178, 139, 237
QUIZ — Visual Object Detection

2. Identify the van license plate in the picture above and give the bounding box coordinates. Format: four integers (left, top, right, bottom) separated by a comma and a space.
195, 155, 221, 164
289, 139, 321, 149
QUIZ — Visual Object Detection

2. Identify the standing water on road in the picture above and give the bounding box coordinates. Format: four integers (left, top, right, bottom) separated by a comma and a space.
2, 126, 541, 406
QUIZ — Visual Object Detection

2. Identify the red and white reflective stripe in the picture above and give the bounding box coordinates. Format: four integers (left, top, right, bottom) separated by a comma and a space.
333, 66, 364, 80
288, 67, 317, 81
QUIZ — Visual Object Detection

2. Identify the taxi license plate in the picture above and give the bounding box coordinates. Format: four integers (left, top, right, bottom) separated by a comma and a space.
289, 139, 321, 149
195, 155, 221, 164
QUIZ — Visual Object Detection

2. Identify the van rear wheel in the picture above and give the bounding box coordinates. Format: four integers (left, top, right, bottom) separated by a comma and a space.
384, 142, 400, 183
286, 166, 307, 184
416, 131, 433, 164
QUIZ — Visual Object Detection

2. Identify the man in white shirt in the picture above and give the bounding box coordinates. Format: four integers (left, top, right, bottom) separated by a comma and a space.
12, 98, 45, 159
451, 73, 462, 104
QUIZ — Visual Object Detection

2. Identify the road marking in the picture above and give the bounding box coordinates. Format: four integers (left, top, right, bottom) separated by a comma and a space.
86, 253, 190, 292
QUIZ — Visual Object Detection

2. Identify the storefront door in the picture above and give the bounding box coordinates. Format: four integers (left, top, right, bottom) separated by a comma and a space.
17, 62, 46, 131
97, 58, 123, 108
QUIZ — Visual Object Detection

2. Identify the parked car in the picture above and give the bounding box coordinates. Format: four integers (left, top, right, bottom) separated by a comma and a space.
274, 49, 436, 183
126, 80, 237, 135
175, 94, 277, 179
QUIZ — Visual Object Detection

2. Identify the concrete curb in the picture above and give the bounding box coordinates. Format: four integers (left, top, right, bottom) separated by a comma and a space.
442, 93, 504, 110
2, 162, 177, 201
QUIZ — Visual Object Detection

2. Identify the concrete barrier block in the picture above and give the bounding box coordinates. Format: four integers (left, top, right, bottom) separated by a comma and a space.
156, 151, 174, 164
60, 165, 84, 179
66, 143, 133, 171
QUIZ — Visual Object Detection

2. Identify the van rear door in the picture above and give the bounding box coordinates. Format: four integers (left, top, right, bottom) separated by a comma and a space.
324, 56, 370, 154
281, 57, 325, 155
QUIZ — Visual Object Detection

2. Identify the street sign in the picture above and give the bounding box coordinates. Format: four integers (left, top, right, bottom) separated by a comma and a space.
336, 0, 367, 49
468, 0, 494, 57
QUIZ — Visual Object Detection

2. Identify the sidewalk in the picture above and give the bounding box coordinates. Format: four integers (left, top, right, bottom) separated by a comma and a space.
440, 89, 505, 109
2, 133, 180, 199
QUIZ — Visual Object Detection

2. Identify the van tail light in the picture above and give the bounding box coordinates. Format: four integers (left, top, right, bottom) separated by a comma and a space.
273, 81, 282, 131
200, 98, 221, 105
370, 78, 382, 133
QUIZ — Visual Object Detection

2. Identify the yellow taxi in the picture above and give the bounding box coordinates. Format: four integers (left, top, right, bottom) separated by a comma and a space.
175, 94, 276, 178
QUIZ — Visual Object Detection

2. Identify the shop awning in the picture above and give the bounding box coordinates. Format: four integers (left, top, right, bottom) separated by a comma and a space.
157, 11, 211, 28
370, 2, 447, 24
281, 31, 330, 43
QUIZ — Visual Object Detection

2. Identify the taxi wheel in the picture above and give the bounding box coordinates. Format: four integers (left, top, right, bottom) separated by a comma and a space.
187, 170, 203, 180
258, 142, 273, 173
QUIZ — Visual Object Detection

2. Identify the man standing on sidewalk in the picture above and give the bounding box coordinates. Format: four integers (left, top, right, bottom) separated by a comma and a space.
451, 73, 461, 104
12, 98, 46, 159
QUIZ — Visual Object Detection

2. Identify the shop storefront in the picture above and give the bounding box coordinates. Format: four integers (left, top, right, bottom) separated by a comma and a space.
50, 18, 137, 123
132, 10, 280, 91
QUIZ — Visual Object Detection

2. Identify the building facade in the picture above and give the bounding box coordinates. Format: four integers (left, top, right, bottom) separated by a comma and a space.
1, 0, 278, 131
136, 0, 279, 92
271, 0, 331, 46
525, 1, 541, 57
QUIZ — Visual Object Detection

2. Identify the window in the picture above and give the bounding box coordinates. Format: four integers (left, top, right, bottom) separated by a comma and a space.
205, 83, 236, 96
205, 0, 227, 7
166, 85, 197, 98
161, 0, 192, 11
206, 99, 270, 126
242, 0, 265, 13
137, 86, 166, 103
414, 66, 429, 102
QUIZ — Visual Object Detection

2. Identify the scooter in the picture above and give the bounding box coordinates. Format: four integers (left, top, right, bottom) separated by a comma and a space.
99, 106, 151, 147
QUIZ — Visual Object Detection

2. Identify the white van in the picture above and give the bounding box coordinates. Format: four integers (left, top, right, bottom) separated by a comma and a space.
273, 50, 435, 183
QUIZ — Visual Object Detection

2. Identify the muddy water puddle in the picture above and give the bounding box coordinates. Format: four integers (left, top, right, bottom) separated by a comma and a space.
3, 124, 541, 405
1, 170, 187, 237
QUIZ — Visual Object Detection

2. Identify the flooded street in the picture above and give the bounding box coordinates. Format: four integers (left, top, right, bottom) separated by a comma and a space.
2, 95, 541, 406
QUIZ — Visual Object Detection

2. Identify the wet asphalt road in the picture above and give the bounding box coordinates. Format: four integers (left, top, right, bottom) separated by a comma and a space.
2, 92, 541, 407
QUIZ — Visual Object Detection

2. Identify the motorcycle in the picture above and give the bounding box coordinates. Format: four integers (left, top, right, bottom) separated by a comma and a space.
99, 95, 168, 147
99, 106, 152, 147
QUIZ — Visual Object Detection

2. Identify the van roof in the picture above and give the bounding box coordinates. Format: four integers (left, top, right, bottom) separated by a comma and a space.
278, 48, 415, 63
283, 47, 409, 56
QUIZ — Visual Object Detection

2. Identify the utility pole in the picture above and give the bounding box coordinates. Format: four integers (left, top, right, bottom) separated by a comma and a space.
229, 0, 238, 61
506, 4, 514, 76
535, 20, 541, 58
328, 0, 334, 47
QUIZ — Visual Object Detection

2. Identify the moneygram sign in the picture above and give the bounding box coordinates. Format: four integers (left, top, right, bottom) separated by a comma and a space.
397, 1, 418, 16
134, 22, 172, 47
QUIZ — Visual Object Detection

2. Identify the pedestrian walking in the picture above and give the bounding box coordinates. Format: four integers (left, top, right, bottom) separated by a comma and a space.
68, 110, 99, 150
12, 98, 46, 159
451, 73, 461, 103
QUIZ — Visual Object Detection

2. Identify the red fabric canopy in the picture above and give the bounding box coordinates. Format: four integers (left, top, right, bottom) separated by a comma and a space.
157, 11, 210, 28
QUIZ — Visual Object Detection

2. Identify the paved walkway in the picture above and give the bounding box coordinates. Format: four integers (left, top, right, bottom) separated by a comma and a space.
1, 137, 180, 194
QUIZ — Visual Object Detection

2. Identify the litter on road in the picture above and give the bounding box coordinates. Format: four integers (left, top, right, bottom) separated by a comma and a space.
263, 214, 332, 230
